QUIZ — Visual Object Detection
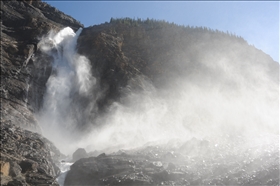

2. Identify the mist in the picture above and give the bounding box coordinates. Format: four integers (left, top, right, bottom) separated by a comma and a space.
37, 27, 279, 161
37, 27, 97, 153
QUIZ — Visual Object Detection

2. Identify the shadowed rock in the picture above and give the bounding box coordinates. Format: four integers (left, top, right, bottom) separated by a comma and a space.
72, 148, 88, 162
65, 141, 279, 185
1, 0, 83, 132
0, 121, 65, 185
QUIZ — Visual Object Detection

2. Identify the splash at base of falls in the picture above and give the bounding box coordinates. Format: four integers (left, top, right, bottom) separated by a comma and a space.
56, 160, 73, 186
60, 134, 279, 185
55, 133, 279, 186
37, 26, 279, 154
37, 27, 96, 154
37, 26, 279, 185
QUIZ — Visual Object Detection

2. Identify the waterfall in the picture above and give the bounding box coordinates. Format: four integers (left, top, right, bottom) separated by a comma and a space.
37, 27, 96, 154
36, 26, 279, 185
37, 27, 278, 156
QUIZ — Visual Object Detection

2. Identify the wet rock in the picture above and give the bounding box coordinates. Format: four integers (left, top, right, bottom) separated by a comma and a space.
167, 162, 176, 170
2, 2, 279, 185
64, 141, 279, 186
9, 162, 22, 177
0, 175, 13, 185
97, 152, 106, 158
0, 122, 64, 185
0, 161, 10, 176
1, 0, 83, 132
1, 2, 82, 184
87, 150, 101, 157
150, 170, 169, 182
64, 154, 144, 186
72, 148, 88, 162
179, 137, 210, 156
65, 147, 183, 185
19, 159, 38, 173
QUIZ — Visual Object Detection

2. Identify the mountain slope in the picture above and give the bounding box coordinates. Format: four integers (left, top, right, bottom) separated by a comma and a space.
1, 2, 279, 185
77, 19, 278, 112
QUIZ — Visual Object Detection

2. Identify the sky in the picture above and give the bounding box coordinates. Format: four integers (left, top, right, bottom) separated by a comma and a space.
44, 1, 279, 62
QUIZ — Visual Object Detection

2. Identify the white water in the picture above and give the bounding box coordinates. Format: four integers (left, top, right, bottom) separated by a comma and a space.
56, 161, 73, 186
37, 27, 279, 185
37, 27, 96, 153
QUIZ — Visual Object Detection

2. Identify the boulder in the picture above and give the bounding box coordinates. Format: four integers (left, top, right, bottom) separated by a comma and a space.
65, 142, 279, 186
0, 122, 64, 185
72, 148, 88, 162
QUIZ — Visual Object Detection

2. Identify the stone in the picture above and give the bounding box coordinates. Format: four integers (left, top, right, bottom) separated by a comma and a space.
0, 161, 10, 176
1, 0, 83, 132
1, 2, 81, 183
0, 175, 13, 185
72, 148, 88, 162
19, 160, 38, 173
167, 162, 176, 170
0, 122, 63, 185
9, 162, 22, 177
1, 2, 279, 185
65, 141, 280, 186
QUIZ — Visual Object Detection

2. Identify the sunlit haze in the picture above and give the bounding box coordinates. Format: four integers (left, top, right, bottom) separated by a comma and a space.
34, 4, 279, 184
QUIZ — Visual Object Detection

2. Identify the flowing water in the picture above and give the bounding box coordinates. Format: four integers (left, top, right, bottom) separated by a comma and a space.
56, 160, 73, 185
37, 27, 279, 185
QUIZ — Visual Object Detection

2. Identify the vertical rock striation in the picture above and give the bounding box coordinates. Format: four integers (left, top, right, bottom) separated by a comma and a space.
1, 0, 83, 132
1, 1, 82, 185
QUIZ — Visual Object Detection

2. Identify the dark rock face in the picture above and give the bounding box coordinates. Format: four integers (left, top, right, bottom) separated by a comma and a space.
1, 0, 83, 132
64, 153, 151, 186
1, 2, 279, 185
72, 148, 88, 162
77, 27, 140, 112
77, 20, 279, 114
65, 139, 279, 186
0, 121, 64, 185
1, 0, 82, 185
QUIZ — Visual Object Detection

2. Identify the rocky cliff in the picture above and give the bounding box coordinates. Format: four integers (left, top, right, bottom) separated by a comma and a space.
66, 20, 279, 185
1, 121, 63, 185
2, 1, 277, 136
1, 0, 82, 185
1, 1, 279, 186
77, 19, 278, 112
1, 0, 83, 132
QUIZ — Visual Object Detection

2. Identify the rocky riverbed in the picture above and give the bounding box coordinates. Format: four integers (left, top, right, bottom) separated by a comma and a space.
64, 136, 279, 185
1, 122, 278, 186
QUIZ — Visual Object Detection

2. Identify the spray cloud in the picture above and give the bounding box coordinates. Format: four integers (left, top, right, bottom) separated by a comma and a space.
37, 27, 96, 153
37, 27, 278, 158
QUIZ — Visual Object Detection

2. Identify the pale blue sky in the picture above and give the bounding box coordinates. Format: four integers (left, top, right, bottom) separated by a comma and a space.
44, 1, 279, 62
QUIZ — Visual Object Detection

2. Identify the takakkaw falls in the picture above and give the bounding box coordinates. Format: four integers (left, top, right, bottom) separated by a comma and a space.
1, 1, 279, 186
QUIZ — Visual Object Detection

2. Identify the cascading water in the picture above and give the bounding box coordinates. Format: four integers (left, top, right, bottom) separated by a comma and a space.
37, 27, 96, 185
37, 26, 279, 185
38, 27, 96, 153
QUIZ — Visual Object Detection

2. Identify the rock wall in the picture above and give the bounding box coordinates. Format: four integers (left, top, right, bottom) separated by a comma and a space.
0, 121, 64, 185
1, 1, 82, 185
77, 20, 278, 114
1, 0, 83, 132
1, 2, 279, 186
